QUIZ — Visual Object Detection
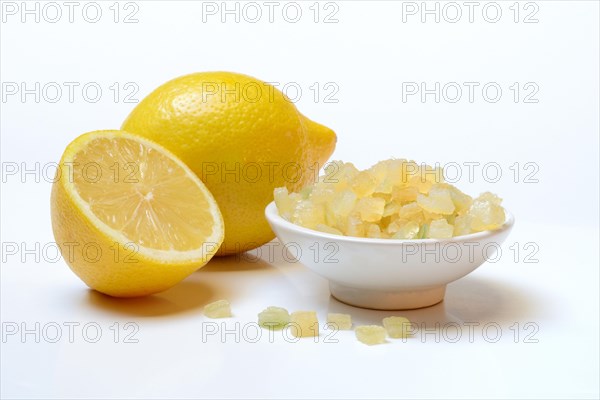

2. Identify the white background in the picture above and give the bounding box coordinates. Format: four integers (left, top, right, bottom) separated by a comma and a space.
1, 1, 599, 398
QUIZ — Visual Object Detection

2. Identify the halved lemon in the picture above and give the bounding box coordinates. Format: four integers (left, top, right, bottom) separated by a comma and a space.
51, 130, 224, 297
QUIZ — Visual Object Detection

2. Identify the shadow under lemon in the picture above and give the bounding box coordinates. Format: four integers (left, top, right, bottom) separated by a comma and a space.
199, 253, 275, 273
86, 276, 216, 317
85, 249, 280, 316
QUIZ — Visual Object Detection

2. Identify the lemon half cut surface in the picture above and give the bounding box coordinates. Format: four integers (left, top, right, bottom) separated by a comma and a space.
51, 130, 224, 297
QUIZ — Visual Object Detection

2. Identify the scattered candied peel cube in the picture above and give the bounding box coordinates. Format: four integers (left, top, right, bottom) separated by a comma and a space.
258, 306, 290, 329
275, 160, 506, 238
289, 311, 319, 338
382, 316, 412, 338
355, 325, 387, 345
204, 300, 232, 318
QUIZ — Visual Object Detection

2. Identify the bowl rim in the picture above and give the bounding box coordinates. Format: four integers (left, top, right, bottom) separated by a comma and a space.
265, 201, 514, 245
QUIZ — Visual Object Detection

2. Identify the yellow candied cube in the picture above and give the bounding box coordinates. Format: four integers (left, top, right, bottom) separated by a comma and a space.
336, 161, 359, 182
290, 311, 319, 338
258, 306, 290, 329
392, 186, 419, 203
291, 200, 325, 229
204, 300, 232, 318
352, 171, 378, 197
366, 223, 383, 238
384, 159, 406, 186
392, 220, 420, 239
447, 185, 473, 215
342, 213, 365, 237
368, 160, 388, 180
385, 218, 402, 235
420, 164, 444, 184
416, 185, 455, 215
274, 187, 297, 220
327, 313, 352, 330
371, 159, 405, 193
355, 325, 387, 345
468, 192, 505, 232
400, 160, 420, 180
382, 202, 401, 217
354, 197, 385, 222
398, 202, 421, 218
330, 190, 357, 219
453, 215, 472, 236
428, 219, 454, 239
382, 316, 412, 338
309, 183, 335, 205
315, 224, 343, 236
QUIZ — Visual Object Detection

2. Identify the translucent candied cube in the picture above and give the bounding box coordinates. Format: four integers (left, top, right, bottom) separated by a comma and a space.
204, 300, 232, 318
322, 161, 351, 184
384, 159, 406, 187
368, 160, 388, 182
366, 223, 382, 238
309, 183, 335, 204
337, 161, 359, 182
327, 313, 352, 330
385, 218, 401, 235
447, 185, 473, 215
290, 311, 319, 338
392, 220, 420, 239
382, 316, 412, 338
373, 160, 404, 193
417, 223, 429, 239
409, 174, 433, 194
453, 215, 472, 236
478, 191, 503, 205
331, 190, 357, 219
354, 197, 385, 222
299, 186, 312, 199
274, 187, 293, 219
373, 193, 392, 203
315, 224, 343, 236
421, 210, 444, 224
291, 200, 325, 229
469, 192, 505, 232
399, 202, 421, 218
416, 185, 455, 215
428, 219, 454, 238
392, 186, 419, 203
355, 325, 387, 345
420, 164, 444, 184
352, 171, 378, 197
343, 214, 365, 237
382, 202, 401, 217
258, 306, 290, 329
400, 160, 421, 182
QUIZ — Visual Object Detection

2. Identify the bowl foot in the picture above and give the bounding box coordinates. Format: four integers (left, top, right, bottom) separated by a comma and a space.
329, 283, 446, 310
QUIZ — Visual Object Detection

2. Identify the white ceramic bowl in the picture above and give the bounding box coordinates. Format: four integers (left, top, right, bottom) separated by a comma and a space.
265, 202, 515, 310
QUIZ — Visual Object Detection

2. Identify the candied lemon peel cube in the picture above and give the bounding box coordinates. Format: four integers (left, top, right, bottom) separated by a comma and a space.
204, 300, 232, 319
258, 306, 290, 329
275, 160, 505, 238
290, 311, 319, 338
355, 325, 387, 345
382, 316, 412, 338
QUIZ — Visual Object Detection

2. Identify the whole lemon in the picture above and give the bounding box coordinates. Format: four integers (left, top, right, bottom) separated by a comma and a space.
122, 72, 336, 255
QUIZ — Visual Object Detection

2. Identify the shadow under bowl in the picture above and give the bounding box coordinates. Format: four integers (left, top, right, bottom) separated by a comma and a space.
265, 202, 514, 310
